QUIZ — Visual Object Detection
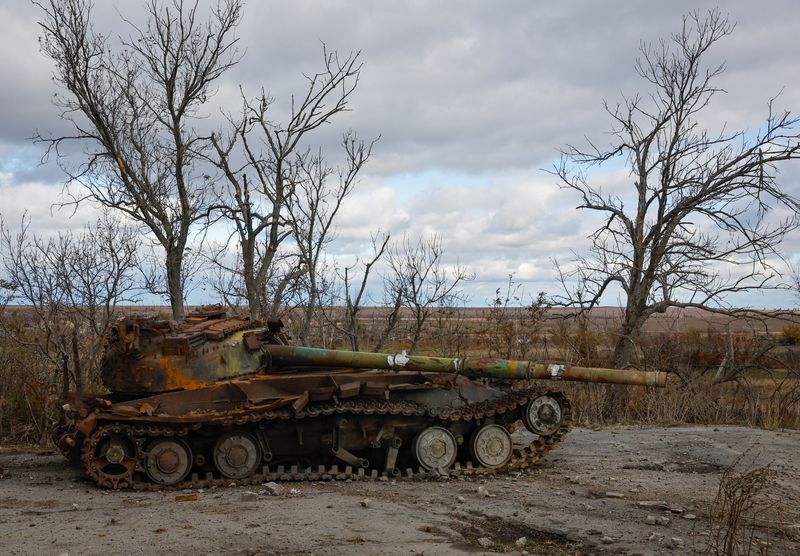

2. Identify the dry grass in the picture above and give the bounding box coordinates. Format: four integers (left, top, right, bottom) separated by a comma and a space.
1, 306, 799, 445
704, 454, 795, 555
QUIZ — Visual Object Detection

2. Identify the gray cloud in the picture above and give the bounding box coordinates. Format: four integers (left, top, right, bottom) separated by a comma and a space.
1, 0, 800, 306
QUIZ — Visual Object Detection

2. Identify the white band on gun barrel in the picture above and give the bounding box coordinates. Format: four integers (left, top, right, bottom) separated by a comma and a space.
548, 364, 565, 380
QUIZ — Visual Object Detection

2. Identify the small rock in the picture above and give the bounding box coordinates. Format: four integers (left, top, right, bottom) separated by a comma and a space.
683, 513, 697, 520
581, 503, 595, 511
646, 515, 670, 526
262, 482, 284, 496
637, 500, 669, 509
456, 496, 465, 503
289, 488, 301, 495
514, 536, 527, 547
477, 537, 492, 548
600, 536, 614, 544
360, 498, 370, 508
605, 492, 624, 498
240, 491, 258, 502
669, 537, 684, 549
477, 485, 495, 498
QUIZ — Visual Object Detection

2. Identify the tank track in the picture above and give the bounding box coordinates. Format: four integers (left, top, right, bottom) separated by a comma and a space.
81, 389, 571, 490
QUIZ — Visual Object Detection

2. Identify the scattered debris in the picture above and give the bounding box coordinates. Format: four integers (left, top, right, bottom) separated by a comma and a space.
174, 494, 197, 502
240, 491, 258, 502
514, 536, 527, 547
605, 491, 624, 498
477, 485, 494, 498
262, 482, 283, 496
668, 537, 684, 549
645, 515, 670, 526
636, 500, 669, 510
477, 537, 492, 548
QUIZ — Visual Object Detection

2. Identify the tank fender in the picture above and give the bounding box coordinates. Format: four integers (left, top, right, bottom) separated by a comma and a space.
76, 413, 98, 436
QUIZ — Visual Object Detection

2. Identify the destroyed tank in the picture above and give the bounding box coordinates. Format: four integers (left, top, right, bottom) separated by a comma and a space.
56, 308, 667, 489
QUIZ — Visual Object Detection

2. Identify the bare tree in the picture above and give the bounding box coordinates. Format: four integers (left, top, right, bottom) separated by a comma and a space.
207, 47, 363, 321
323, 232, 390, 351
484, 274, 550, 360
291, 132, 376, 344
0, 213, 139, 395
371, 266, 406, 353
553, 10, 800, 369
388, 234, 473, 354
36, 0, 242, 319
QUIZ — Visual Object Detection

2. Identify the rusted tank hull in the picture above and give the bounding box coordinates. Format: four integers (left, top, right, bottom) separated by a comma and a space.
57, 308, 668, 489
60, 371, 567, 489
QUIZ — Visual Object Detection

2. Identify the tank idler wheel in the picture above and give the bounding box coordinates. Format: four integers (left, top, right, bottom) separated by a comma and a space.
523, 395, 563, 436
83, 425, 140, 489
213, 430, 262, 480
413, 426, 457, 471
145, 437, 193, 486
469, 424, 512, 469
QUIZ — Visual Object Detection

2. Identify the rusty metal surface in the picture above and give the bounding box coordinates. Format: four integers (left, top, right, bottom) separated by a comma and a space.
58, 308, 668, 490
100, 310, 280, 394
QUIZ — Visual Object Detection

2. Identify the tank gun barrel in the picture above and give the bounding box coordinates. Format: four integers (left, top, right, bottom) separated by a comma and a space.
263, 346, 667, 387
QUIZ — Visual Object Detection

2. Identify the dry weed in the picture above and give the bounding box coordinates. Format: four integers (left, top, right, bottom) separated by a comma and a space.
705, 455, 790, 555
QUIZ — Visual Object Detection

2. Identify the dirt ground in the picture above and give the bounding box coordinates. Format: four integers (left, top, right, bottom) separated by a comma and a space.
1, 425, 798, 556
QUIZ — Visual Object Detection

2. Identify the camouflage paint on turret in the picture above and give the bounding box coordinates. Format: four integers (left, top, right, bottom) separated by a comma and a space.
262, 345, 667, 387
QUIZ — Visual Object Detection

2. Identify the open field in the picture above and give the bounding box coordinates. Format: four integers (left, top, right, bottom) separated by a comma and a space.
1, 426, 798, 555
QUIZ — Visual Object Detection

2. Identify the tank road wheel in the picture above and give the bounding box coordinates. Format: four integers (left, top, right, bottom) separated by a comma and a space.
413, 426, 457, 471
145, 437, 193, 486
469, 424, 512, 469
523, 395, 563, 436
213, 431, 262, 480
82, 425, 140, 489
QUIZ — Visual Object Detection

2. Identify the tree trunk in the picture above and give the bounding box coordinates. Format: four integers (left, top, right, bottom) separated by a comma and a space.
612, 300, 647, 368
243, 266, 262, 322
71, 329, 83, 394
612, 334, 638, 369
60, 335, 70, 398
604, 309, 645, 421
165, 248, 185, 320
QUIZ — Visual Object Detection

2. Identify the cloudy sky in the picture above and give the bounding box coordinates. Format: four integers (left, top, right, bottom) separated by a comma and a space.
2, 0, 800, 308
